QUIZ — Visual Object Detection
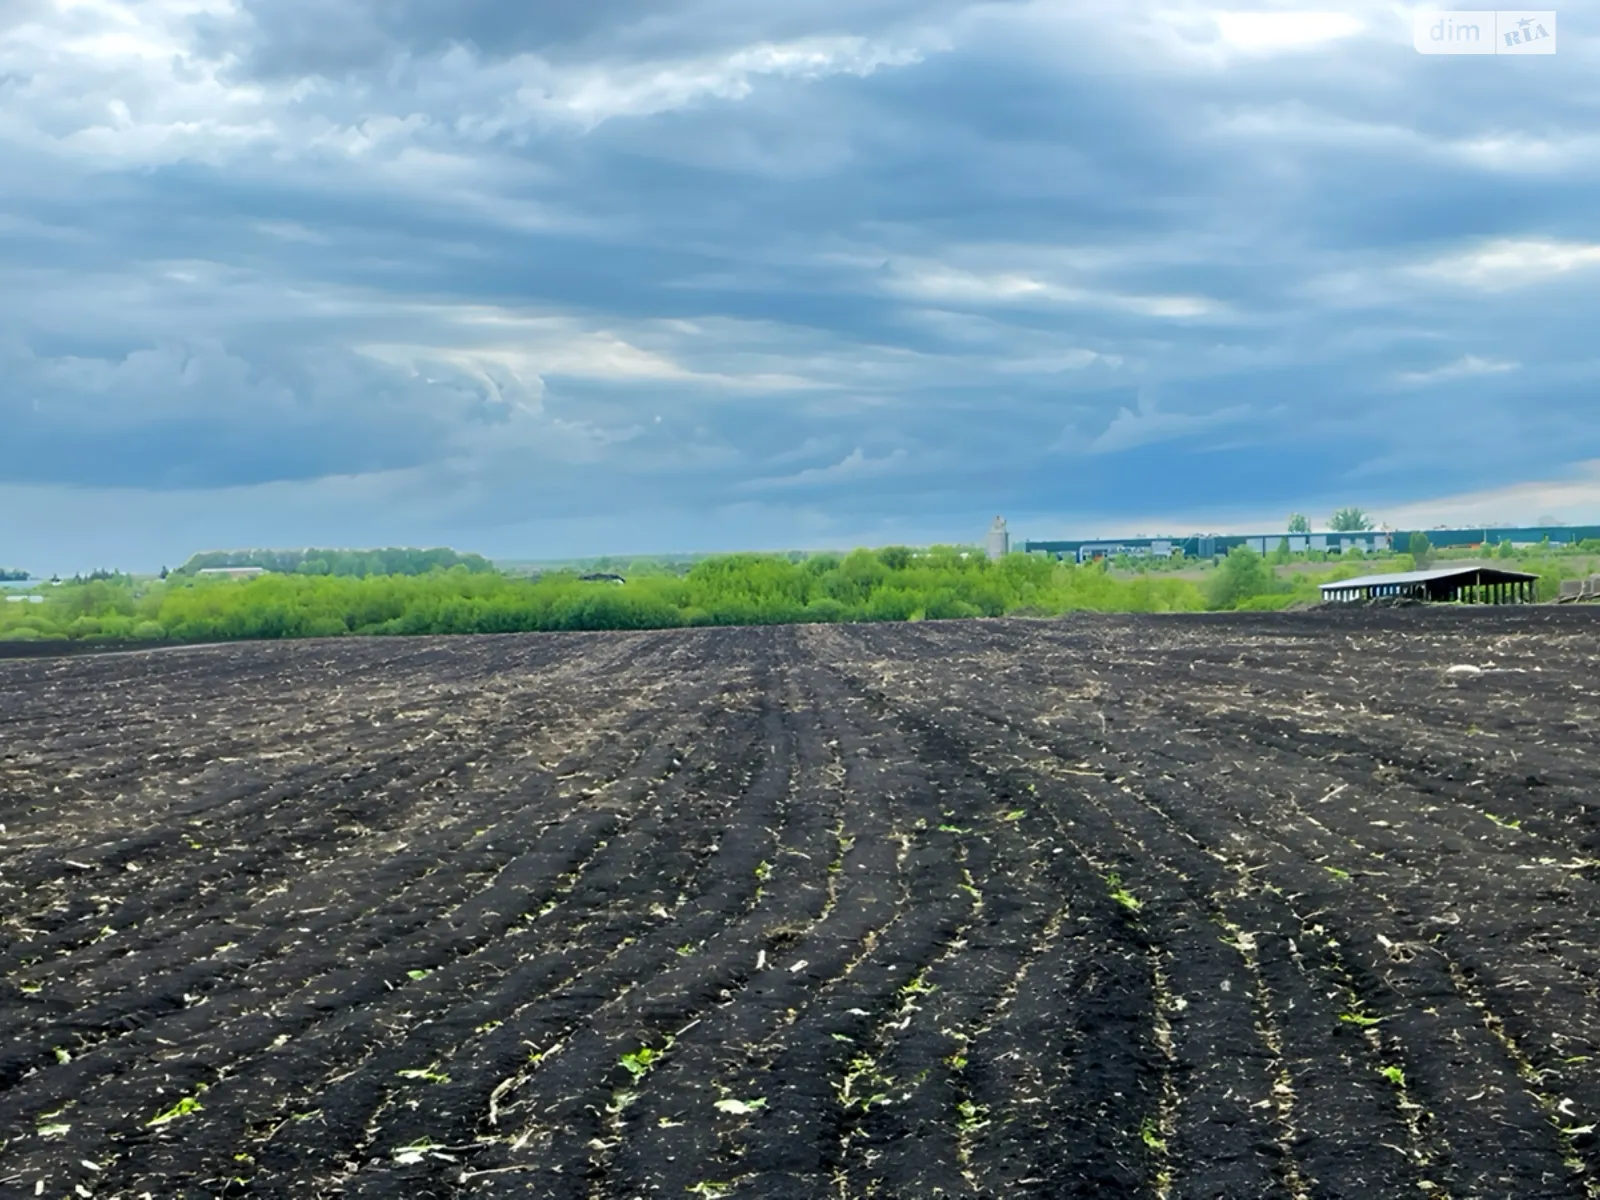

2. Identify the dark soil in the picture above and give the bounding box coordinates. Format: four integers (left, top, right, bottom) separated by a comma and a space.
4, 609, 1600, 1199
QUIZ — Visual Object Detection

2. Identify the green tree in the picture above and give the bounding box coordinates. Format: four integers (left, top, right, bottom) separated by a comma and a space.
1496, 538, 1515, 559
1329, 507, 1374, 532
1205, 547, 1283, 609
1270, 538, 1292, 565
1286, 513, 1310, 534
1407, 532, 1432, 567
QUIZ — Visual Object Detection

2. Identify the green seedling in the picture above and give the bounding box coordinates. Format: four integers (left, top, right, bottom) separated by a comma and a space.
1139, 1116, 1167, 1154
476, 1020, 502, 1034
838, 1055, 894, 1111
1339, 1012, 1382, 1028
938, 824, 971, 834
1105, 873, 1142, 913
688, 1183, 734, 1199
397, 1067, 450, 1084
1323, 865, 1352, 881
754, 861, 773, 882
714, 1097, 766, 1116
946, 1054, 968, 1070
406, 969, 431, 981
676, 944, 696, 957
1484, 813, 1522, 830
620, 1042, 669, 1082
1379, 1065, 1406, 1087
956, 1099, 989, 1133
37, 1123, 71, 1139
148, 1089, 205, 1127
1002, 809, 1026, 822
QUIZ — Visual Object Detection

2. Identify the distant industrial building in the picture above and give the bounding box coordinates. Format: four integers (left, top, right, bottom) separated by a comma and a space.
196, 567, 268, 580
1025, 530, 1390, 563
986, 517, 1010, 562
1023, 522, 1600, 564
1320, 566, 1538, 605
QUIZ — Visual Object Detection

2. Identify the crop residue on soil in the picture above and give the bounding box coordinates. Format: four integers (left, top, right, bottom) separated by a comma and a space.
4, 609, 1600, 1198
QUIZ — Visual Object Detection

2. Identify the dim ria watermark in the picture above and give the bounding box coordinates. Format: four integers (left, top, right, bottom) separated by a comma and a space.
1414, 10, 1556, 53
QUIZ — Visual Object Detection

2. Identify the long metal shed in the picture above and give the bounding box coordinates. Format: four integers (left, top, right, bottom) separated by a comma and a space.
1320, 566, 1539, 605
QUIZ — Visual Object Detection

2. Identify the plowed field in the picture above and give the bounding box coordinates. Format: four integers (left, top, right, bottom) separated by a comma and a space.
4, 609, 1600, 1199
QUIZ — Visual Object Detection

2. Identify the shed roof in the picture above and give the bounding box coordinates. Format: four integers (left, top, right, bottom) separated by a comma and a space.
1319, 566, 1538, 592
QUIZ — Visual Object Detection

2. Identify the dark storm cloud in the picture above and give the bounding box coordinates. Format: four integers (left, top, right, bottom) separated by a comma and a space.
199, 0, 991, 78
2, 0, 1599, 574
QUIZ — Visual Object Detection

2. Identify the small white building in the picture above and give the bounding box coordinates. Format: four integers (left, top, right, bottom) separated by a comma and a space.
197, 567, 268, 580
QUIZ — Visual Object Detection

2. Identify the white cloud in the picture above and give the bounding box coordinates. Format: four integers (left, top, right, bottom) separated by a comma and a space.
510, 36, 929, 131
1394, 354, 1519, 386
1449, 133, 1600, 174
744, 446, 909, 490
885, 262, 1222, 319
358, 305, 826, 392
1059, 390, 1250, 455
1415, 239, 1600, 291
0, 7, 931, 171
253, 219, 329, 244
1212, 11, 1365, 53
1379, 461, 1600, 529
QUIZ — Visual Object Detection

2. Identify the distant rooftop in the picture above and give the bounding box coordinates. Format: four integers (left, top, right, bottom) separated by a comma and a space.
1319, 566, 1538, 591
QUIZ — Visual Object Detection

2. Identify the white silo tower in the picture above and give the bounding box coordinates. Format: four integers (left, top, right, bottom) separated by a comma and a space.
986, 516, 1010, 561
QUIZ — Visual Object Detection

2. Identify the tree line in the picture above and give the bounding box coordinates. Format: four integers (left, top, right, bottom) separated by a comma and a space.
3, 542, 1591, 647
2, 549, 1201, 643
175, 547, 496, 578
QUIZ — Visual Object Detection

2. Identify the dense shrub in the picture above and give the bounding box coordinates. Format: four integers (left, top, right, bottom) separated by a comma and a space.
9, 540, 1552, 646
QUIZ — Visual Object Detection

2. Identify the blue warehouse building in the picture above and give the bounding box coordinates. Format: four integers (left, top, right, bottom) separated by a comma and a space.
1023, 523, 1600, 564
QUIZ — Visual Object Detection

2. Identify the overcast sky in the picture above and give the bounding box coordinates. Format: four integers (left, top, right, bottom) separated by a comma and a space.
2, 1, 1597, 572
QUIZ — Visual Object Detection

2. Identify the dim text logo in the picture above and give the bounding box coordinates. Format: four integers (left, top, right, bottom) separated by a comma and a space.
1414, 10, 1556, 53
